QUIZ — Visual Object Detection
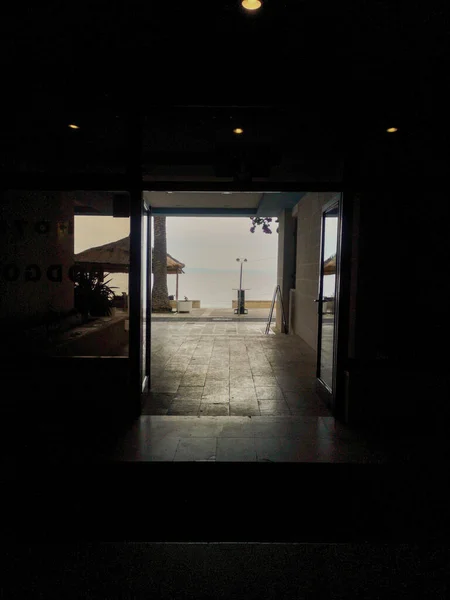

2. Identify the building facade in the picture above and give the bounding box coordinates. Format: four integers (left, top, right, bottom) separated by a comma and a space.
1, 106, 448, 452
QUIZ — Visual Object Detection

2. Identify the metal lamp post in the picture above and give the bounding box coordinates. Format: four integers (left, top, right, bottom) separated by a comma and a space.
236, 257, 247, 290
235, 258, 248, 314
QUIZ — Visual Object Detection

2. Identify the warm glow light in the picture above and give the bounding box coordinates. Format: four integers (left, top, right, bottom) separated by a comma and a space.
242, 0, 262, 10
69, 124, 79, 129
387, 127, 398, 133
233, 128, 244, 135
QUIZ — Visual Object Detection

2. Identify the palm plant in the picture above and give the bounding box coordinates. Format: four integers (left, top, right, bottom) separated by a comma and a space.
74, 271, 117, 318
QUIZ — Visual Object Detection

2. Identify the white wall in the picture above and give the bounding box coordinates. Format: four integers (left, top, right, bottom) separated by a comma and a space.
293, 192, 339, 351
276, 209, 296, 332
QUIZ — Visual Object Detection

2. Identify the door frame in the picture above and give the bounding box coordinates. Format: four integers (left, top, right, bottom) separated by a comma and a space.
129, 191, 152, 416
333, 192, 354, 422
141, 199, 151, 393
315, 194, 342, 412
131, 184, 350, 420
144, 201, 152, 388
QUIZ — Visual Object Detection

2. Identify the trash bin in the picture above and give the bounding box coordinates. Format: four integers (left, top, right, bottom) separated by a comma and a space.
234, 289, 248, 315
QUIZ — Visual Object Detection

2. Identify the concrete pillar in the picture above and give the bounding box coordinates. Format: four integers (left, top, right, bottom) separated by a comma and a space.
292, 192, 339, 350
275, 209, 296, 333
0, 190, 74, 324
293, 193, 322, 350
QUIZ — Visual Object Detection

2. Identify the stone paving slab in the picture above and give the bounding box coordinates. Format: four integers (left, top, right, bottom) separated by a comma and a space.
109, 416, 390, 463
144, 322, 328, 418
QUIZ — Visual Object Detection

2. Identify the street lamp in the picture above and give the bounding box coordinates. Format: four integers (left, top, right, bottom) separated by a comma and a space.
235, 258, 248, 315
236, 257, 247, 290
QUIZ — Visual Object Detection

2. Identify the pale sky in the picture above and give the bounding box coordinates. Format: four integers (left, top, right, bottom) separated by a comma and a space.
75, 216, 279, 272
74, 216, 130, 254
324, 217, 338, 260
164, 217, 279, 272
74, 215, 337, 274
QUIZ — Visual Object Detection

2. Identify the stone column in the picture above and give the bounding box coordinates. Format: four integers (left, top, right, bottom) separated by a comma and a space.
293, 193, 322, 350
275, 209, 296, 333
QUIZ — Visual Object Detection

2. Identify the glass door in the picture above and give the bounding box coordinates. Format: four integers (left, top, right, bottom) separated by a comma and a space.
316, 196, 340, 406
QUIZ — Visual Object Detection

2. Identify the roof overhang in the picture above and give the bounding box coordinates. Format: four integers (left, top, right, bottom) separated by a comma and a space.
256, 192, 307, 217
147, 191, 308, 217
73, 190, 309, 217
146, 191, 262, 217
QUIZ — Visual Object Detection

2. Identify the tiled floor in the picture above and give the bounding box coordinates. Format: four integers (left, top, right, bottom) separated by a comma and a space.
104, 415, 390, 462
144, 322, 331, 417
106, 322, 391, 462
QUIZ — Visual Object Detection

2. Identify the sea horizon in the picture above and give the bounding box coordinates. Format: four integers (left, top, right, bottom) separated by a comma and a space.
107, 267, 335, 309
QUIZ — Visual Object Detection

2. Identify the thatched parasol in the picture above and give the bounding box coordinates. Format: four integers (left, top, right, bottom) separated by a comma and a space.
74, 235, 185, 299
323, 254, 336, 275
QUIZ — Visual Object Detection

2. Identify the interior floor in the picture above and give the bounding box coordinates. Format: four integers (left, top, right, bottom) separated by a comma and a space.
98, 322, 390, 462
103, 415, 390, 462
5, 544, 443, 597
10, 324, 424, 465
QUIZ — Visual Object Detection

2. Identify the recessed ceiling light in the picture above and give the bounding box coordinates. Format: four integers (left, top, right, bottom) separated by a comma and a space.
222, 192, 232, 195
68, 124, 79, 129
387, 127, 398, 133
242, 0, 262, 10
233, 128, 244, 135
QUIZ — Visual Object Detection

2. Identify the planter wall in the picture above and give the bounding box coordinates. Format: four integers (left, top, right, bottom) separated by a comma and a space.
170, 300, 200, 308
52, 315, 128, 357
231, 300, 272, 308
177, 300, 193, 313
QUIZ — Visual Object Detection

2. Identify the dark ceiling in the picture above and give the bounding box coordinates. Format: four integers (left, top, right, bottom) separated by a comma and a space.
0, 2, 448, 182
1, 1, 447, 106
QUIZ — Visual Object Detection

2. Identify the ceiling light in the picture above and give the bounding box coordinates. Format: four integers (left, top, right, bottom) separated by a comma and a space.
387, 127, 398, 133
242, 0, 262, 10
222, 192, 232, 195
68, 124, 79, 129
233, 128, 244, 135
